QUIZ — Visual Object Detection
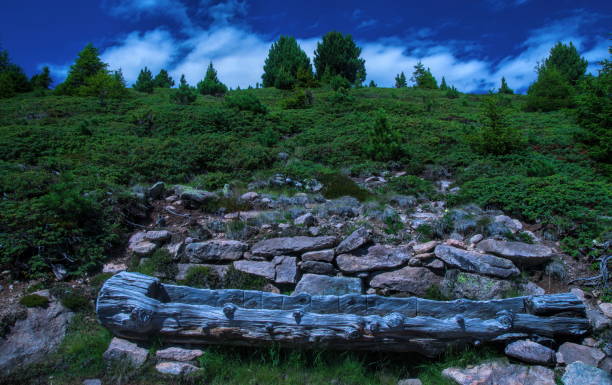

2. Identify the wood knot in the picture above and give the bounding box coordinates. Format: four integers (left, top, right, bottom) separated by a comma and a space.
495, 310, 514, 329
383, 312, 404, 328
265, 323, 274, 333
455, 315, 465, 330
367, 321, 380, 334
223, 303, 237, 319
293, 310, 304, 324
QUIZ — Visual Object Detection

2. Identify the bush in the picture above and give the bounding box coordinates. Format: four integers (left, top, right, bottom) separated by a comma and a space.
282, 89, 314, 109
388, 175, 436, 199
329, 75, 351, 91
525, 67, 574, 112
223, 266, 268, 290
19, 294, 49, 308
172, 74, 197, 105
197, 62, 228, 96
468, 94, 522, 155
182, 266, 222, 289
317, 172, 372, 201
225, 92, 268, 114
192, 171, 233, 191
364, 109, 403, 161
134, 249, 177, 279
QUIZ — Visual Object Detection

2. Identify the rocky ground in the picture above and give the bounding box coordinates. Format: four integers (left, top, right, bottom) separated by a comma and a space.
0, 175, 610, 384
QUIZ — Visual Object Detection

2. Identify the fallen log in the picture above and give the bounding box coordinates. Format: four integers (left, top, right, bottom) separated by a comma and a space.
96, 272, 590, 357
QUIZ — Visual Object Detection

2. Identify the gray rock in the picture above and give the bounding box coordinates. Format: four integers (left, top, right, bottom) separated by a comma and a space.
413, 241, 438, 254
148, 181, 165, 199
301, 249, 335, 262
233, 260, 275, 280
442, 360, 555, 385
434, 245, 520, 278
397, 380, 422, 385
557, 342, 605, 367
273, 256, 298, 284
494, 215, 523, 233
544, 260, 567, 280
586, 308, 611, 331
301, 261, 335, 275
335, 227, 370, 254
103, 337, 148, 368
0, 293, 73, 373
476, 239, 553, 266
294, 212, 316, 226
389, 195, 417, 209
520, 282, 545, 296
277, 152, 289, 161
504, 340, 555, 365
83, 380, 102, 385
51, 264, 68, 280
251, 236, 337, 257
425, 258, 445, 273
561, 361, 612, 385
336, 245, 409, 273
240, 191, 259, 201
130, 241, 158, 256
186, 240, 247, 262
144, 230, 171, 243
599, 302, 612, 318
369, 266, 442, 296
469, 234, 483, 245
175, 264, 230, 281
293, 274, 362, 296
155, 361, 199, 376
156, 347, 204, 362
441, 270, 514, 300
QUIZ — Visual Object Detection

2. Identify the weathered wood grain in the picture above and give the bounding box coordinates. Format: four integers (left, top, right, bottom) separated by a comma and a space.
96, 272, 590, 357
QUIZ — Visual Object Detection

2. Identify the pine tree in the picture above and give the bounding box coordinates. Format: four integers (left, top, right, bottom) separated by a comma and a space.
411, 61, 438, 89
394, 72, 407, 88
79, 69, 127, 106
440, 77, 448, 90
313, 31, 366, 84
197, 62, 228, 96
262, 36, 313, 89
498, 77, 513, 94
0, 49, 31, 96
153, 69, 174, 88
368, 80, 377, 88
365, 109, 403, 161
173, 74, 197, 105
526, 66, 574, 112
30, 66, 52, 89
57, 44, 107, 94
133, 66, 154, 93
542, 42, 588, 86
470, 94, 522, 155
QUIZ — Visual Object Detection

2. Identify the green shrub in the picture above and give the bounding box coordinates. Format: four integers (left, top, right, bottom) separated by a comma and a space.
468, 94, 522, 155
182, 266, 222, 289
192, 171, 233, 191
317, 172, 372, 201
172, 74, 197, 105
445, 86, 460, 99
134, 249, 177, 279
225, 92, 268, 114
525, 66, 574, 112
329, 75, 351, 91
19, 294, 49, 308
222, 266, 268, 290
388, 175, 436, 199
364, 109, 403, 161
282, 89, 314, 109
574, 70, 611, 163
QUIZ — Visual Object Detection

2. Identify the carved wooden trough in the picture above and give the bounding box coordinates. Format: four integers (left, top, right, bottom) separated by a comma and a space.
96, 272, 590, 357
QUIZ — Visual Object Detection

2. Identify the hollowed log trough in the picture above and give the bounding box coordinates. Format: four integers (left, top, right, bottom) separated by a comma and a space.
96, 272, 590, 357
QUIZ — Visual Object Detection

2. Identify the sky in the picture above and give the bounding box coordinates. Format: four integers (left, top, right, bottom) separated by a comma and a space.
1, 0, 610, 93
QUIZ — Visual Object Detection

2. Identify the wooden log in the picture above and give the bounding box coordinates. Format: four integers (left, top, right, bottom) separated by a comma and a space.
96, 272, 590, 357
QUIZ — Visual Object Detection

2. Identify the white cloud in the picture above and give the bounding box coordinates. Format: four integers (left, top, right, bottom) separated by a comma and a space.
104, 0, 191, 26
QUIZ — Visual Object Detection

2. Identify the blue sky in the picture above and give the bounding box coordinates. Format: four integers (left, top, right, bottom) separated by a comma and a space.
1, 0, 610, 92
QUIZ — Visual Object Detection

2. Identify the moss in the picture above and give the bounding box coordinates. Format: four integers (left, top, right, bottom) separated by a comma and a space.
134, 249, 177, 280
19, 294, 49, 308
317, 172, 372, 201
222, 266, 268, 290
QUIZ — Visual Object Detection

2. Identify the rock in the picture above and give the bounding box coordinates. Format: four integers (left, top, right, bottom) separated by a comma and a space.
413, 241, 438, 254
240, 191, 259, 201
277, 152, 289, 161
103, 337, 148, 368
504, 340, 555, 365
369, 267, 442, 296
51, 264, 68, 280
178, 187, 217, 207
102, 262, 127, 274
144, 230, 171, 243
301, 261, 335, 275
561, 361, 612, 385
398, 379, 422, 385
586, 309, 611, 331
557, 342, 605, 367
389, 195, 417, 209
476, 239, 553, 266
335, 227, 370, 254
130, 241, 158, 256
336, 245, 409, 273
294, 213, 316, 226
442, 360, 555, 385
293, 274, 362, 296
544, 260, 566, 280
0, 293, 73, 373
156, 347, 204, 362
175, 264, 230, 281
434, 245, 520, 279
186, 240, 247, 262
165, 242, 183, 260
599, 302, 612, 318
155, 362, 199, 376
469, 234, 483, 245
302, 249, 335, 262
600, 357, 612, 373
148, 181, 165, 199
441, 270, 514, 300
520, 281, 545, 296
83, 380, 102, 385
252, 236, 337, 257
308, 226, 321, 236
445, 239, 466, 249
494, 215, 523, 233
273, 256, 298, 284
425, 259, 445, 273
233, 260, 276, 280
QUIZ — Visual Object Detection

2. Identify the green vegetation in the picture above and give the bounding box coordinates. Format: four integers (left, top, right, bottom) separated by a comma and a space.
197, 62, 228, 96
133, 67, 155, 94
153, 69, 174, 88
172, 74, 197, 105
498, 77, 513, 95
394, 72, 407, 88
314, 31, 366, 84
19, 294, 49, 308
387, 175, 437, 199
263, 36, 314, 89
412, 61, 438, 89
181, 265, 222, 289
468, 94, 522, 155
132, 249, 177, 279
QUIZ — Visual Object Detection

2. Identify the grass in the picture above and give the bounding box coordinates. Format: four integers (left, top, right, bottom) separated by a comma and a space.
19, 294, 49, 308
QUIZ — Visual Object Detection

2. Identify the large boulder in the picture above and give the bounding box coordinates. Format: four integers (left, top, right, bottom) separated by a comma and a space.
441, 270, 514, 300
156, 347, 204, 362
442, 360, 555, 385
155, 362, 199, 376
561, 361, 612, 385
369, 266, 441, 296
336, 245, 409, 273
186, 240, 248, 262
300, 261, 335, 275
0, 291, 73, 374
103, 337, 148, 368
301, 249, 335, 262
233, 260, 275, 280
251, 236, 337, 257
176, 186, 217, 207
434, 245, 520, 278
476, 239, 553, 266
504, 340, 555, 365
556, 342, 606, 367
335, 227, 370, 254
293, 274, 362, 296
272, 256, 298, 284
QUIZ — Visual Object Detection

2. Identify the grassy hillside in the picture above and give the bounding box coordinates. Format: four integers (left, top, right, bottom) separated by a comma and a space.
0, 86, 610, 278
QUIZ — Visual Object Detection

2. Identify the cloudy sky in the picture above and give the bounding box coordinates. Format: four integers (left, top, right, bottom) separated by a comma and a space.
1, 0, 610, 92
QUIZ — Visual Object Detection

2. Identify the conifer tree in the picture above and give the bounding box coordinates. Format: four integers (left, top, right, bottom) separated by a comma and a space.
30, 66, 52, 89
197, 62, 228, 96
365, 109, 403, 161
313, 31, 366, 84
411, 61, 438, 89
57, 44, 107, 94
133, 66, 154, 93
173, 74, 197, 104
153, 69, 174, 88
440, 77, 448, 90
394, 72, 407, 88
368, 80, 377, 88
262, 36, 313, 89
498, 77, 513, 94
0, 49, 31, 96
526, 66, 574, 111
79, 69, 127, 106
542, 42, 588, 86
